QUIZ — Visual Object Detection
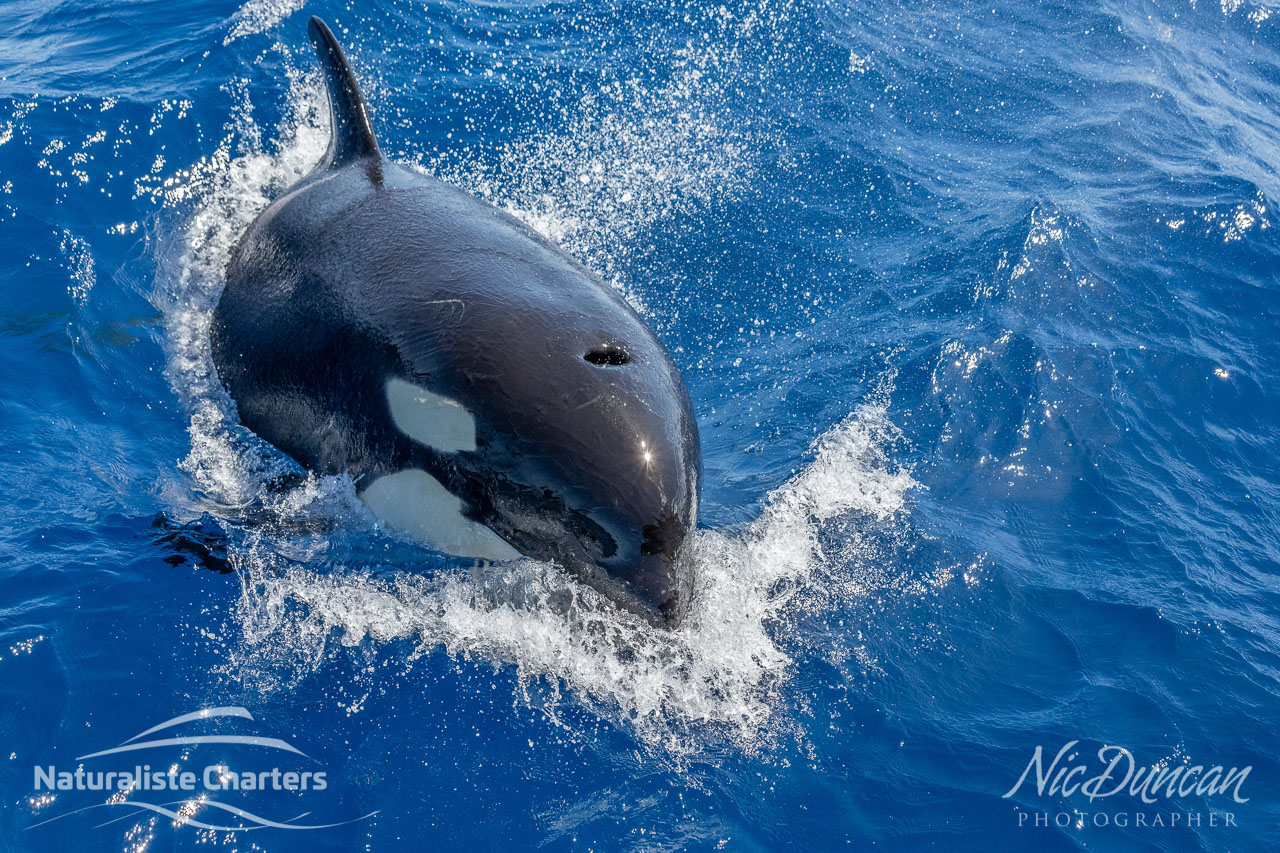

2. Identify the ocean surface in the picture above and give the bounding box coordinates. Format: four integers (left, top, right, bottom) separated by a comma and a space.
2, 0, 1279, 850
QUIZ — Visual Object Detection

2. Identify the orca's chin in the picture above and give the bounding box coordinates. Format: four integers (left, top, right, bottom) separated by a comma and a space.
594, 550, 692, 629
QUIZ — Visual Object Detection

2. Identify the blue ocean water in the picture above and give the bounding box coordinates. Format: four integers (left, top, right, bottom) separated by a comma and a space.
3, 0, 1280, 849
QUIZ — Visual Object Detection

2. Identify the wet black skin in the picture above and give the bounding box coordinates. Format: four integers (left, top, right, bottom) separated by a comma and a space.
210, 18, 700, 625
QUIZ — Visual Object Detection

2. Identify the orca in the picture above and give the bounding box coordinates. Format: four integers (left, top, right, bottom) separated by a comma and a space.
210, 17, 701, 625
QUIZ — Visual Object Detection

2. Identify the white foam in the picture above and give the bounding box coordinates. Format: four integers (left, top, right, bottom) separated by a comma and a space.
151, 67, 330, 517
221, 407, 917, 754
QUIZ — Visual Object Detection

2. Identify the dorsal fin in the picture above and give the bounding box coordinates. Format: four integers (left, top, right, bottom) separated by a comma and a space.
307, 17, 380, 170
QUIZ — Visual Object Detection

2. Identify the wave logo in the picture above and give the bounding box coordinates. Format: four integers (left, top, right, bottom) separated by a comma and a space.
29, 706, 377, 833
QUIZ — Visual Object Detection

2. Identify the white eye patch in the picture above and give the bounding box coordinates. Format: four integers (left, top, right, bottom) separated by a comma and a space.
385, 377, 476, 453
359, 468, 519, 561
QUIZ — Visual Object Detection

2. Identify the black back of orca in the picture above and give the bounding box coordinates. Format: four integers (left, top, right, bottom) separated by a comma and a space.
211, 17, 700, 626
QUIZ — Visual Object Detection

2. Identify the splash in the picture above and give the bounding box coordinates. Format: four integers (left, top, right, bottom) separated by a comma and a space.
425, 45, 757, 288
228, 405, 916, 753
150, 66, 329, 514
224, 0, 309, 44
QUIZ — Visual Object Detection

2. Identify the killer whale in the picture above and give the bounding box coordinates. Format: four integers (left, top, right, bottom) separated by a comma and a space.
210, 17, 700, 625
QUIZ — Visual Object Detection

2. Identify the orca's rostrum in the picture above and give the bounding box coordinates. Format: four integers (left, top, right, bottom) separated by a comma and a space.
210, 18, 701, 625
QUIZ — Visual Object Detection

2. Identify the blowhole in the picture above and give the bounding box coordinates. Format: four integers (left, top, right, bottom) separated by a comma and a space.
584, 345, 630, 366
